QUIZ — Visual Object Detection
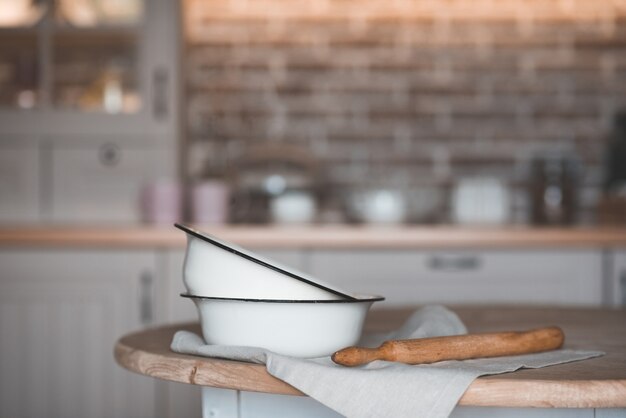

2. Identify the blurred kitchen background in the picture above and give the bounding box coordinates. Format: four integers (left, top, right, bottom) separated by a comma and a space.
1, 0, 626, 227
1, 1, 626, 418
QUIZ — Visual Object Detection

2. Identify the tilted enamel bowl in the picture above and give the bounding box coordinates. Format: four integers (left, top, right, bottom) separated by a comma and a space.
176, 224, 354, 300
182, 294, 384, 358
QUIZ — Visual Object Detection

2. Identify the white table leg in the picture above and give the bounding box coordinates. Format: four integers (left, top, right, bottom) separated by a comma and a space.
201, 387, 239, 418
199, 388, 626, 418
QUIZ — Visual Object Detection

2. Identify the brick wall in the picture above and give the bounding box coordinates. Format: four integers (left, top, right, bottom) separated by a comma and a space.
184, 0, 626, 223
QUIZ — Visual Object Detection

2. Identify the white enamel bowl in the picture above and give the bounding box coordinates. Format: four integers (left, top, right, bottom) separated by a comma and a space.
176, 224, 354, 300
182, 294, 384, 358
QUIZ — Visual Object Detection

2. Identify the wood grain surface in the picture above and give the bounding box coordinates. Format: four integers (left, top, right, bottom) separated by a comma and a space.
114, 306, 626, 408
3, 225, 626, 249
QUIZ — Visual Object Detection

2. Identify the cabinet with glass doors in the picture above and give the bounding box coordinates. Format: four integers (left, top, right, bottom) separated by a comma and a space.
0, 0, 180, 223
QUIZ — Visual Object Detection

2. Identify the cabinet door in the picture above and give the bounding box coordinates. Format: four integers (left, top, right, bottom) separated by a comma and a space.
0, 0, 179, 136
49, 142, 157, 223
309, 250, 603, 307
0, 141, 39, 222
0, 249, 159, 418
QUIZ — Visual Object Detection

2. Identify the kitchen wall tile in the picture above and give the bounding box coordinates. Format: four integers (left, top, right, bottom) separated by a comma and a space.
184, 0, 626, 222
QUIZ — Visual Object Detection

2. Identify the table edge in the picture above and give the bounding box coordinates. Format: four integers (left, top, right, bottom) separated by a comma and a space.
114, 338, 626, 408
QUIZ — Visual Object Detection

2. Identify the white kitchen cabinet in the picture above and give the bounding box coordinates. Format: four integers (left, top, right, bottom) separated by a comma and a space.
48, 140, 168, 223
309, 250, 603, 307
0, 140, 40, 222
608, 250, 626, 307
0, 0, 180, 224
0, 0, 179, 135
0, 249, 160, 418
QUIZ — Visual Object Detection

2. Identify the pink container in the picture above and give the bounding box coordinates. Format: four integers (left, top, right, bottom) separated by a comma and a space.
140, 180, 182, 224
191, 180, 230, 224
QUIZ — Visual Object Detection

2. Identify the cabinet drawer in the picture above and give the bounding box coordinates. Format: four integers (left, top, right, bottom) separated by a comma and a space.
309, 250, 603, 307
50, 142, 157, 223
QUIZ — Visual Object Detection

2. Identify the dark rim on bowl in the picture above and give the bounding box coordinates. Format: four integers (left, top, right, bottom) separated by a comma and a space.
180, 293, 385, 304
175, 223, 358, 300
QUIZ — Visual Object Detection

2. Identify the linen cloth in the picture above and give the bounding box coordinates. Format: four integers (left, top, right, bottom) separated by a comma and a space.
171, 305, 603, 418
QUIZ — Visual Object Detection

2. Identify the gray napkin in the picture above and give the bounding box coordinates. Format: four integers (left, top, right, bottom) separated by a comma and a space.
171, 305, 603, 418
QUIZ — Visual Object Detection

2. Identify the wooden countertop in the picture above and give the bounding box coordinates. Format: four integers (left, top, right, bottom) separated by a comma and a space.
1, 225, 626, 249
115, 306, 626, 408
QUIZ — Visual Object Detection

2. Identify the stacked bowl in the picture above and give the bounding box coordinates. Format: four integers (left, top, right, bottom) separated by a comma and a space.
175, 224, 384, 357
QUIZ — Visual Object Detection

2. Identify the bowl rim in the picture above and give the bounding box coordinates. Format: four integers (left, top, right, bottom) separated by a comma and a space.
175, 223, 357, 300
180, 293, 385, 304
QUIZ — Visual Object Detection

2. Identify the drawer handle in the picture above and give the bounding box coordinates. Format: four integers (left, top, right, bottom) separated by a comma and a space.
152, 67, 169, 120
428, 255, 481, 271
619, 271, 626, 308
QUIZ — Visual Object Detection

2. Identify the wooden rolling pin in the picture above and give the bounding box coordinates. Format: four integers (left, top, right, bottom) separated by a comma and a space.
332, 326, 564, 367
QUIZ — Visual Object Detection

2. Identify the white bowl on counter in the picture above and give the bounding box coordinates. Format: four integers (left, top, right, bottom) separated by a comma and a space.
182, 293, 384, 357
347, 189, 407, 224
269, 191, 317, 224
175, 224, 355, 300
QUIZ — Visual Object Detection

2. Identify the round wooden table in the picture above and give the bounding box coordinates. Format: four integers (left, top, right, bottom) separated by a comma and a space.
115, 306, 626, 413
